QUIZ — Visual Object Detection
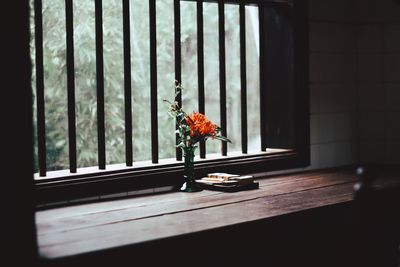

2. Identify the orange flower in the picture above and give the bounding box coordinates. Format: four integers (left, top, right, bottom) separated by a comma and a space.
185, 112, 217, 138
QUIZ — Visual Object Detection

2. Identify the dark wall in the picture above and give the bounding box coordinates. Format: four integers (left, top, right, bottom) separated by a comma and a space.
1, 1, 38, 266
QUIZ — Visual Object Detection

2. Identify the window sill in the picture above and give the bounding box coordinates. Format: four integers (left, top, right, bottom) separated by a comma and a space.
36, 167, 359, 261
34, 148, 291, 181
34, 148, 308, 205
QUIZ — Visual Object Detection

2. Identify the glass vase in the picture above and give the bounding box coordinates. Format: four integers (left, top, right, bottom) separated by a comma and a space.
180, 146, 203, 192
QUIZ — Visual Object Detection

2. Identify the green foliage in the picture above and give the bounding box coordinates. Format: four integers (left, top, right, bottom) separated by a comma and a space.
31, 0, 260, 173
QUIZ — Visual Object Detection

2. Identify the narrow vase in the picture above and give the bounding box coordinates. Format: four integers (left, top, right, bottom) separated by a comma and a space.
180, 146, 203, 192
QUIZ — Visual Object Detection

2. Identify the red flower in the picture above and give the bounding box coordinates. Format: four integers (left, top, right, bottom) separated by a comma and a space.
185, 112, 217, 139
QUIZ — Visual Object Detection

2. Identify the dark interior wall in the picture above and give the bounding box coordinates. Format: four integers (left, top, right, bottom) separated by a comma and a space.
1, 1, 38, 266
306, 0, 400, 173
355, 0, 400, 164
307, 0, 358, 171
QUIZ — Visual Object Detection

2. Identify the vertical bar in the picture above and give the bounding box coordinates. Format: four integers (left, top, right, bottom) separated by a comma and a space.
197, 0, 206, 159
65, 0, 77, 173
34, 0, 47, 176
95, 0, 106, 169
122, 0, 133, 166
239, 3, 248, 154
174, 0, 182, 161
258, 2, 267, 151
218, 1, 227, 156
149, 0, 158, 163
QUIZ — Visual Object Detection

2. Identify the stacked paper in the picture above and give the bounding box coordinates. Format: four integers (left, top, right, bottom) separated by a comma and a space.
197, 173, 255, 185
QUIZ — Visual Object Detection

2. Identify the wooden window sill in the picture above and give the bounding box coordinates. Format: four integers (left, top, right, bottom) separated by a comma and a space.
36, 167, 359, 260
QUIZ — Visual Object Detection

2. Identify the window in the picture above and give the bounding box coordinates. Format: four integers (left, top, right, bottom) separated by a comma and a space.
31, 0, 309, 203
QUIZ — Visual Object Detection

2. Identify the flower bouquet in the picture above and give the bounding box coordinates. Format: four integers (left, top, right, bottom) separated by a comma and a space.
165, 81, 231, 192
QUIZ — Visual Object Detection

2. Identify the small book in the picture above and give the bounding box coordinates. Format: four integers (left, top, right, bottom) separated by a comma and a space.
196, 174, 259, 192
229, 175, 255, 185
197, 178, 238, 185
197, 174, 255, 186
207, 173, 240, 181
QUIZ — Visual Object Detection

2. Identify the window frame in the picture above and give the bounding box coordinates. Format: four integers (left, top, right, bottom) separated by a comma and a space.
33, 0, 309, 204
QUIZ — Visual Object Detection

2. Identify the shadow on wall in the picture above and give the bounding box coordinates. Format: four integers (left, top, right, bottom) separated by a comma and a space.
352, 165, 400, 267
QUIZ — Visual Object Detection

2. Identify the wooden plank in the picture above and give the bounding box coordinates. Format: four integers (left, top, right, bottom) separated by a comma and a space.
218, 1, 227, 156
65, 0, 77, 173
258, 1, 267, 151
174, 0, 182, 161
197, 0, 206, 159
36, 170, 354, 219
239, 3, 248, 155
37, 173, 356, 235
36, 186, 221, 220
34, 0, 47, 176
36, 170, 356, 221
38, 182, 354, 259
122, 0, 133, 166
149, 0, 158, 163
95, 0, 106, 169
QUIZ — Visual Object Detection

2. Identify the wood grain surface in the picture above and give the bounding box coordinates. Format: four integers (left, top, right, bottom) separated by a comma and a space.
36, 168, 358, 259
